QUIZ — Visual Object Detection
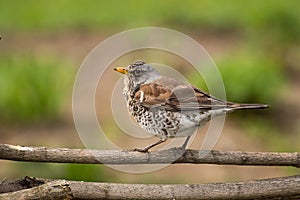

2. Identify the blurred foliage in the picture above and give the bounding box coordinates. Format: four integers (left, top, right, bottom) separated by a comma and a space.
217, 52, 285, 104
0, 55, 74, 124
0, 0, 294, 108
10, 162, 114, 182
0, 0, 299, 43
0, 0, 298, 182
10, 163, 67, 179
0, 0, 296, 112
243, 117, 300, 152
65, 164, 115, 182
188, 50, 285, 104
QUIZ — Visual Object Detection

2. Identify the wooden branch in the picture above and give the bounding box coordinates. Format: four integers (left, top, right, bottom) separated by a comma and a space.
0, 179, 72, 200
1, 176, 300, 199
0, 144, 299, 167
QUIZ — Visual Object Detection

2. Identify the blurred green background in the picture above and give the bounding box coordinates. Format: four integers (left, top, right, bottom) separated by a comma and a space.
0, 0, 299, 183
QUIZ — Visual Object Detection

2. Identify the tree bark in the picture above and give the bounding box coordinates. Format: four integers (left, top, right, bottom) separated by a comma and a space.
0, 176, 300, 199
0, 144, 299, 167
0, 178, 72, 200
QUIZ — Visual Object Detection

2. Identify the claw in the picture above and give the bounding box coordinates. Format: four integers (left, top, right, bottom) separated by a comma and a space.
133, 138, 167, 153
133, 147, 149, 153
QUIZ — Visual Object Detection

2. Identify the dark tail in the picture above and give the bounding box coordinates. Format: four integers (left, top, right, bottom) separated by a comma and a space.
228, 103, 269, 111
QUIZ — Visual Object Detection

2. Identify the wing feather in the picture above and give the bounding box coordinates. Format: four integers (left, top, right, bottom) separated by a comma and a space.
134, 80, 230, 111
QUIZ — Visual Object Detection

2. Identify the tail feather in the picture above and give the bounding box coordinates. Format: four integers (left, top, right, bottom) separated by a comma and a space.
228, 103, 269, 111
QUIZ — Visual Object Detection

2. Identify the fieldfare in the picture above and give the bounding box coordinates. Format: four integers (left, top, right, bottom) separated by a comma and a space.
114, 61, 268, 152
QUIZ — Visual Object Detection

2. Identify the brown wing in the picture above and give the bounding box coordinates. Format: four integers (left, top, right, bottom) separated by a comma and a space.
134, 82, 171, 106
134, 80, 230, 111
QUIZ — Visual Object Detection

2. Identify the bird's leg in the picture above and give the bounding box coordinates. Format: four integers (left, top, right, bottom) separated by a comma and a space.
134, 138, 167, 152
181, 136, 191, 150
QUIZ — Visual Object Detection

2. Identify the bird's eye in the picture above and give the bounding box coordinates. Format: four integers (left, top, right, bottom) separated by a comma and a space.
147, 66, 153, 71
134, 68, 142, 76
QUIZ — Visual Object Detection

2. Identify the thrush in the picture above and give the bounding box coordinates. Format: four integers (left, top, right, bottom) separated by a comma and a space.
114, 61, 268, 152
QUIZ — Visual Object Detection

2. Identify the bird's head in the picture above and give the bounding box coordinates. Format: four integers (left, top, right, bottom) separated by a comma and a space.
114, 60, 161, 89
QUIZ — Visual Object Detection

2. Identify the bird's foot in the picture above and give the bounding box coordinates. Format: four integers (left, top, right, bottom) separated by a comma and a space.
133, 139, 167, 153
133, 147, 149, 153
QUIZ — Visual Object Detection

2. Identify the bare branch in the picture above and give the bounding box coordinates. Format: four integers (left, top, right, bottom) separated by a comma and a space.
1, 176, 300, 199
0, 179, 72, 200
0, 144, 299, 167
1, 144, 300, 199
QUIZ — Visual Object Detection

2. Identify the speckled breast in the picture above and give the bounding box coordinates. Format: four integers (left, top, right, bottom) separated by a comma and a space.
128, 99, 180, 138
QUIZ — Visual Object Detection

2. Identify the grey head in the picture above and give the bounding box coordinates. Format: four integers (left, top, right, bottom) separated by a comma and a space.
114, 61, 162, 98
126, 60, 161, 87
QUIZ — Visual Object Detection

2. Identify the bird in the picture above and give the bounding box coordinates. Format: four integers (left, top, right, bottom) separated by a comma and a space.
114, 60, 269, 152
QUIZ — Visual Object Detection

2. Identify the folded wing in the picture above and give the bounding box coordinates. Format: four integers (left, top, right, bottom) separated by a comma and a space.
134, 80, 230, 112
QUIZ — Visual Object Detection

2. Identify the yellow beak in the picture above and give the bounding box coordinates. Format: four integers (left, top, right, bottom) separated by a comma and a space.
114, 67, 128, 74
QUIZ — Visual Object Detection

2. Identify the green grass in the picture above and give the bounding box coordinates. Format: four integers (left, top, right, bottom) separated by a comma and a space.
0, 55, 74, 124
217, 52, 285, 104
65, 164, 116, 182
0, 0, 299, 41
243, 117, 299, 152
8, 162, 115, 182
188, 50, 285, 104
